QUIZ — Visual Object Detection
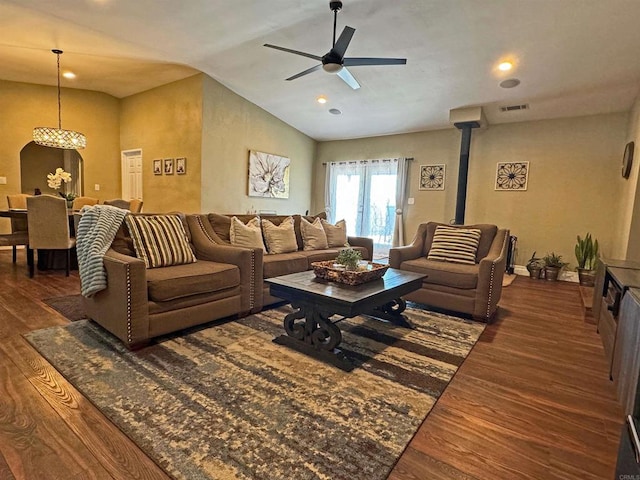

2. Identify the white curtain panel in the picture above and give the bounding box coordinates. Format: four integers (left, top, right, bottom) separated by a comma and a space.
392, 157, 409, 247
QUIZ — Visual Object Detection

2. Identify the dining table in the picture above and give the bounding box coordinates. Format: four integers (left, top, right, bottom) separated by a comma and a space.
0, 209, 80, 271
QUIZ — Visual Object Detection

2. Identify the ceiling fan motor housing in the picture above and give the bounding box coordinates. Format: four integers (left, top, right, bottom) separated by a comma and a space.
330, 1, 343, 12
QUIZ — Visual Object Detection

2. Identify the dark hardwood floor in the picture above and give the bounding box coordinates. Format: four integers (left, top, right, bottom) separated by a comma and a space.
0, 250, 622, 479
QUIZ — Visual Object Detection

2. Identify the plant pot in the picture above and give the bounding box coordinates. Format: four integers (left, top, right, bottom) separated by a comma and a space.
528, 266, 542, 279
577, 268, 596, 287
66, 200, 73, 209
544, 266, 561, 281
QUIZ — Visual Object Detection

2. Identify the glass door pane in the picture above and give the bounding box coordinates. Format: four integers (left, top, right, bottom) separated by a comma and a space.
334, 173, 362, 236
366, 173, 396, 259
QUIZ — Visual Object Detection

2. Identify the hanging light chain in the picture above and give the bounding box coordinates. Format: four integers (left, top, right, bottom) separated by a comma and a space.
55, 49, 62, 130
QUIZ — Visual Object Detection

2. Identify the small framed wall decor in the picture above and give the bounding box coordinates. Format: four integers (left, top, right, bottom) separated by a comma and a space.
153, 159, 162, 175
495, 161, 529, 191
419, 164, 445, 190
176, 157, 186, 175
163, 158, 174, 175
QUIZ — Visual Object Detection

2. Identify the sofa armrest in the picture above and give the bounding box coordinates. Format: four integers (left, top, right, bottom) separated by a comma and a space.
187, 214, 264, 313
82, 249, 150, 348
474, 229, 510, 320
347, 236, 374, 261
389, 223, 431, 268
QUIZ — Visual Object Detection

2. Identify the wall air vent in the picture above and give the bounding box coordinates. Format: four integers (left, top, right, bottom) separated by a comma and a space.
500, 104, 529, 112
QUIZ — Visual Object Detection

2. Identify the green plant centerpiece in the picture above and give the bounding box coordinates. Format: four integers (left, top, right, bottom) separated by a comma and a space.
575, 233, 599, 286
335, 247, 363, 271
526, 251, 544, 279
542, 252, 569, 282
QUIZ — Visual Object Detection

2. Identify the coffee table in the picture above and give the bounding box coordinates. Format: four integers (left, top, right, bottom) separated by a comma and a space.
265, 268, 426, 371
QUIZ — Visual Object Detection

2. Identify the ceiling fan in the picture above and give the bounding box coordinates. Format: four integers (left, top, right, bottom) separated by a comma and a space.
264, 0, 407, 90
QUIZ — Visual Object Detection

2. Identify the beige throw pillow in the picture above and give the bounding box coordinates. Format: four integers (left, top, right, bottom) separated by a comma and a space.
261, 216, 298, 254
229, 216, 265, 251
321, 219, 348, 247
300, 217, 329, 251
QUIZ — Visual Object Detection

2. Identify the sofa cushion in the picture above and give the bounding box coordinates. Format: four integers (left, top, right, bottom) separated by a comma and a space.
427, 225, 481, 265
321, 219, 348, 247
262, 216, 298, 254
207, 213, 257, 244
125, 214, 196, 269
300, 217, 328, 250
146, 260, 240, 302
262, 252, 309, 278
400, 257, 478, 289
230, 216, 266, 251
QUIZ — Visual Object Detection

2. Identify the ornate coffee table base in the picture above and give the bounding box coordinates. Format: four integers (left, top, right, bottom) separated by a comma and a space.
273, 297, 415, 372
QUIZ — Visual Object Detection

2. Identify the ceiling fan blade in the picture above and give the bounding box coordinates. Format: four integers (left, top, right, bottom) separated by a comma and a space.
286, 64, 322, 81
331, 26, 356, 59
264, 44, 322, 62
337, 67, 360, 90
343, 57, 407, 66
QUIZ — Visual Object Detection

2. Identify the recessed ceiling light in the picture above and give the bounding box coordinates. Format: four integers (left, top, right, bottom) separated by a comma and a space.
498, 61, 513, 72
499, 78, 521, 89
329, 108, 341, 115
316, 95, 327, 104
62, 71, 76, 79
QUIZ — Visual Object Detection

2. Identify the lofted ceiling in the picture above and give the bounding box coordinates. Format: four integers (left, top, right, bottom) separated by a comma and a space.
2, 0, 640, 141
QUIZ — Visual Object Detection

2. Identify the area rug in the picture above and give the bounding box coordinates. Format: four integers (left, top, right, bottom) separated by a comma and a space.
25, 306, 485, 480
42, 294, 87, 321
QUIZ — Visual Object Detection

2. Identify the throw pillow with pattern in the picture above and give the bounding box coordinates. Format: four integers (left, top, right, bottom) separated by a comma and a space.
427, 225, 481, 265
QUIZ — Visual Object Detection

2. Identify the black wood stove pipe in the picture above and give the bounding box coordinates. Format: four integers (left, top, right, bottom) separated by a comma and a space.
453, 121, 480, 225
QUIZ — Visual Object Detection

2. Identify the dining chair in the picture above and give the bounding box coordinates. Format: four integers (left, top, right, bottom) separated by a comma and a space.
129, 199, 143, 213
103, 198, 130, 210
72, 196, 99, 210
6, 194, 30, 262
26, 195, 76, 277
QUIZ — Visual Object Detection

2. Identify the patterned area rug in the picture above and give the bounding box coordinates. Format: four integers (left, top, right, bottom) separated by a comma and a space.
25, 306, 485, 480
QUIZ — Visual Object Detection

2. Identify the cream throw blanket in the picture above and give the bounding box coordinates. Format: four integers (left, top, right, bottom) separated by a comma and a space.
76, 205, 129, 297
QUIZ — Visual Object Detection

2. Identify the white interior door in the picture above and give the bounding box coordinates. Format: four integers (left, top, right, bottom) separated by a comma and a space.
121, 149, 143, 200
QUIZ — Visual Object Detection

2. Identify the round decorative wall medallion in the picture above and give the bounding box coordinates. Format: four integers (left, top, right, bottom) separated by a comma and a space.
623, 141, 634, 179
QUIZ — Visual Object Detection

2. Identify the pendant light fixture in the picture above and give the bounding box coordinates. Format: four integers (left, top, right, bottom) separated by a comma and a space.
33, 49, 86, 150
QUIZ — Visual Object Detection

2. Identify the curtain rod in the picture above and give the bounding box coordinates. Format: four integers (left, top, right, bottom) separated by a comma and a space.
321, 157, 414, 166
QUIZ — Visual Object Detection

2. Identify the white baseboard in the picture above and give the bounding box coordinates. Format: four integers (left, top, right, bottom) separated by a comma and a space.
512, 265, 578, 283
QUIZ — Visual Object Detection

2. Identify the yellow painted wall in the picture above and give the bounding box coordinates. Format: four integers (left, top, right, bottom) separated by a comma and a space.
314, 113, 628, 268
0, 79, 120, 231
616, 95, 640, 260
119, 74, 203, 214
201, 74, 316, 215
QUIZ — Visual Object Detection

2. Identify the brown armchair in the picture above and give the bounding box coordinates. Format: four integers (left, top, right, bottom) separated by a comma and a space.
389, 222, 509, 321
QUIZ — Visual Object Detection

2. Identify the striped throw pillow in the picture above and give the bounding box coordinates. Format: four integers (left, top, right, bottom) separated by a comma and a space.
427, 225, 482, 265
125, 214, 196, 268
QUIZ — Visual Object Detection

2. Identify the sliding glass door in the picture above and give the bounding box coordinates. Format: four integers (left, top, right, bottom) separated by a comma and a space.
326, 160, 397, 259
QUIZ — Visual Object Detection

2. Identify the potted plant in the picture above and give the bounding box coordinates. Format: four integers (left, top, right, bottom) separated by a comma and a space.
542, 252, 568, 281
526, 251, 543, 279
575, 233, 599, 287
335, 247, 362, 271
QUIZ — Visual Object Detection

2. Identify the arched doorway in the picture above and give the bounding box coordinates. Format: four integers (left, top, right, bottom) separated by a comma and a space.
19, 142, 83, 196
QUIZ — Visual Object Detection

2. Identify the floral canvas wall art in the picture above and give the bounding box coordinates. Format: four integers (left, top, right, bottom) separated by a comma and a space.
419, 164, 445, 190
248, 150, 290, 198
495, 161, 529, 191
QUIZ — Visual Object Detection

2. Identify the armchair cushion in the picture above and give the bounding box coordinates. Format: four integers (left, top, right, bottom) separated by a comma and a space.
146, 261, 240, 302
427, 225, 481, 265
400, 257, 478, 289
126, 214, 196, 268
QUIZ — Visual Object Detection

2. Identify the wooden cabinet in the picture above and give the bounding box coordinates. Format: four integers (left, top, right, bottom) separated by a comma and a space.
613, 288, 640, 415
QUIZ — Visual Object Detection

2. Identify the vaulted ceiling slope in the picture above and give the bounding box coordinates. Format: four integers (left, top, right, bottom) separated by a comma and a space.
2, 0, 640, 141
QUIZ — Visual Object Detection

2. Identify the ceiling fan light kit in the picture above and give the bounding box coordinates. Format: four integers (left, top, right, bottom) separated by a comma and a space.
264, 0, 406, 90
33, 49, 86, 150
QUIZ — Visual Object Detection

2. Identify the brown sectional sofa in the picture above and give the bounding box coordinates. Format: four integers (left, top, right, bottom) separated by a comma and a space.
83, 212, 373, 349
188, 212, 374, 309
